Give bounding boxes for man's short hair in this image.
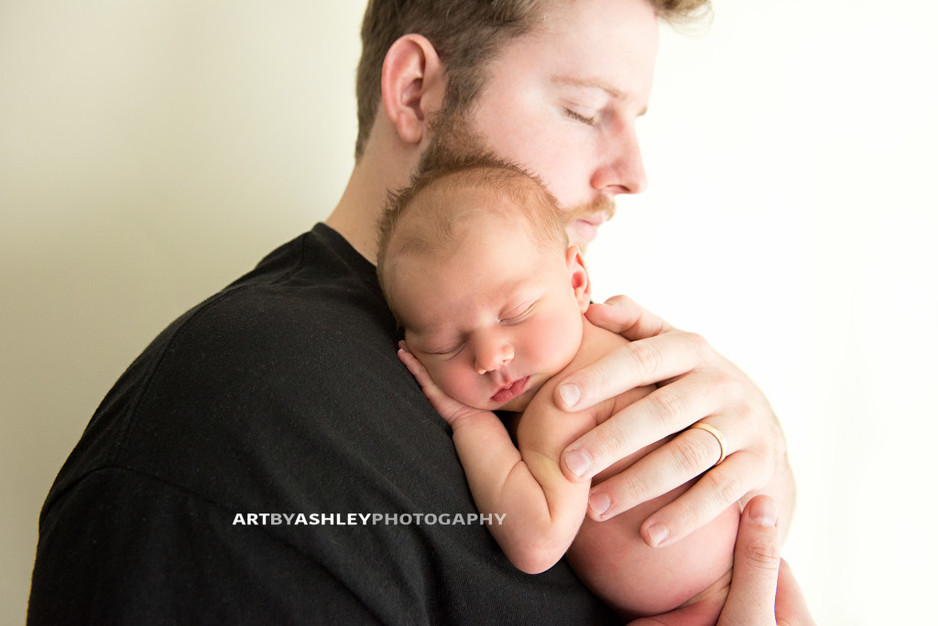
[354,0,712,160]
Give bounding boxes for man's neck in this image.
[324,171,383,265]
[325,139,418,265]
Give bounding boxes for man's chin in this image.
[568,219,602,250]
[565,197,614,250]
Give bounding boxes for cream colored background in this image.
[2,1,936,623]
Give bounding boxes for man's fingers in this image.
[775,559,815,625]
[586,295,675,340]
[635,453,761,547]
[632,498,813,626]
[561,371,727,483]
[555,331,710,413]
[718,496,781,625]
[582,408,732,508]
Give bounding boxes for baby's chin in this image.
[457,392,530,414]
[494,398,528,413]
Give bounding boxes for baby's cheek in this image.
[536,314,581,368]
[437,367,482,407]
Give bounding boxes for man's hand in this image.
[554,296,794,547]
[629,497,814,625]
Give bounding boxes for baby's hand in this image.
[398,342,489,427]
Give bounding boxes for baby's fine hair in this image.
[376,153,569,294]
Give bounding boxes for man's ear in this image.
[381,34,445,146]
[566,246,592,312]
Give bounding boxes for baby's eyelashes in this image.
[498,302,535,324]
[427,343,465,359]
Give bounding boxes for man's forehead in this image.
[482,0,659,109]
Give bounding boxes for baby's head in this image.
[378,155,591,412]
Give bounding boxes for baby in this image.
[376,155,739,622]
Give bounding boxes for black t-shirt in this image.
[28,224,617,624]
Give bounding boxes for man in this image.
[29,0,810,622]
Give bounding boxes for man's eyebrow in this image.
[552,75,623,97]
[551,76,648,116]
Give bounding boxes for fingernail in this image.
[748,497,778,528]
[559,383,581,408]
[564,449,591,479]
[647,523,670,547]
[588,492,611,517]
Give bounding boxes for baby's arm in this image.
[397,345,595,574]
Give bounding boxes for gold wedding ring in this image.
[689,422,727,466]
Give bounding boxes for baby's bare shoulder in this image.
[572,319,630,370]
[524,320,630,424]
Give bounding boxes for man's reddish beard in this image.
[420,105,616,226]
[565,195,616,223]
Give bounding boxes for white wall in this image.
[2,1,936,623]
[0,0,366,619]
[590,3,938,623]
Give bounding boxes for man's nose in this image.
[472,330,514,375]
[590,120,648,195]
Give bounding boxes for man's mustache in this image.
[564,195,616,223]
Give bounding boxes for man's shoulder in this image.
[165,224,394,366]
[43,227,403,504]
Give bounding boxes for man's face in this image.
[427,0,659,250]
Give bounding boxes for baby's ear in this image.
[565,246,591,312]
